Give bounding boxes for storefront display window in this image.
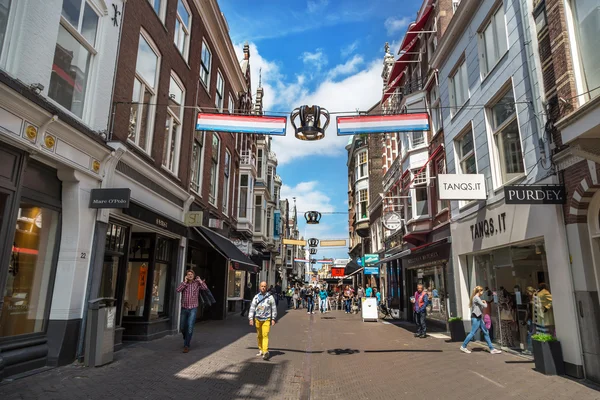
[1,203,60,337]
[151,263,168,319]
[468,242,554,354]
[227,267,243,298]
[412,265,447,324]
[123,261,148,317]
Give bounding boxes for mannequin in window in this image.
[498,287,516,348]
[534,282,555,335]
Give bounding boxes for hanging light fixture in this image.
[304,211,322,224]
[290,105,330,141]
[309,248,317,255]
[307,238,319,247]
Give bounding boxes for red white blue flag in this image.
[196,113,287,135]
[336,113,429,135]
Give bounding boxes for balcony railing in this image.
[402,77,424,96]
[241,151,256,168]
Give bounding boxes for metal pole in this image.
[361,237,365,288]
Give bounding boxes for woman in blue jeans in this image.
[460,286,502,354]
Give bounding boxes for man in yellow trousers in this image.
[248,281,277,360]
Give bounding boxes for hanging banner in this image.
[320,239,347,247]
[273,210,281,239]
[196,113,287,136]
[283,238,306,246]
[336,113,429,135]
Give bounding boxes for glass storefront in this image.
[468,241,554,354]
[410,264,448,324]
[1,203,60,337]
[227,267,243,298]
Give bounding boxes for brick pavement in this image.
[1,304,599,400]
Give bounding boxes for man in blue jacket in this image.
[411,284,429,338]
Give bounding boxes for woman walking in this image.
[460,286,502,354]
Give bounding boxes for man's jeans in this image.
[180,307,197,347]
[306,297,315,313]
[462,316,494,350]
[319,298,327,312]
[414,311,427,336]
[345,299,352,313]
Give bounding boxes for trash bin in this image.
[85,297,116,367]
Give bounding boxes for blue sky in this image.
[220,0,422,262]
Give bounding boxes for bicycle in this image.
[378,301,398,320]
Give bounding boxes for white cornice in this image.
[193,0,247,95]
[430,0,480,70]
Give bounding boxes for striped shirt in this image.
[176,279,202,309]
[248,292,277,322]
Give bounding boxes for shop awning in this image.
[344,260,361,275]
[376,249,411,265]
[193,227,260,273]
[403,230,431,246]
[344,267,364,279]
[397,2,434,55]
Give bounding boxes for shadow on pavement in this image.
[505,360,534,364]
[247,347,324,354]
[327,349,360,355]
[363,349,443,353]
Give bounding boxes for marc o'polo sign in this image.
[504,185,566,205]
[438,174,487,200]
[89,188,131,208]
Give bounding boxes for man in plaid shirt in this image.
[176,270,202,353]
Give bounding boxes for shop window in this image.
[100,222,128,302]
[129,33,161,153]
[569,0,600,100]
[1,204,60,338]
[0,0,11,61]
[123,261,148,317]
[163,73,184,174]
[227,267,243,298]
[174,0,191,61]
[489,89,524,184]
[151,263,168,319]
[50,0,99,117]
[200,40,211,89]
[190,131,204,193]
[478,5,508,78]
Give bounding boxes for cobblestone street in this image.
[1,304,598,400]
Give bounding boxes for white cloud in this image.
[307,0,329,13]
[384,16,411,35]
[327,54,364,80]
[281,181,335,214]
[341,40,360,57]
[301,49,328,72]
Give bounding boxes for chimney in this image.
[243,42,250,60]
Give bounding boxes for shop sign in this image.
[209,218,223,229]
[184,211,203,227]
[504,185,566,205]
[273,210,281,239]
[233,239,251,255]
[89,188,131,209]
[382,212,403,230]
[364,254,380,265]
[364,266,379,275]
[331,267,345,277]
[404,243,450,269]
[470,212,507,240]
[123,202,188,236]
[438,174,486,200]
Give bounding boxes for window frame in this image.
[190,130,205,195]
[209,133,220,206]
[162,72,185,175]
[355,150,368,180]
[449,58,469,116]
[129,31,161,154]
[427,84,442,135]
[222,150,231,215]
[148,0,166,22]
[0,0,15,68]
[239,174,249,219]
[454,124,477,175]
[435,157,450,213]
[254,195,263,233]
[411,167,429,219]
[228,93,235,114]
[356,188,369,222]
[478,4,508,79]
[215,70,225,112]
[174,0,191,62]
[200,40,212,90]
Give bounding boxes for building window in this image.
[174,0,191,61]
[456,128,476,174]
[489,89,524,184]
[412,168,428,217]
[570,0,600,99]
[209,133,220,205]
[254,195,262,232]
[436,158,450,212]
[148,0,165,21]
[200,40,211,89]
[449,60,469,114]
[0,0,11,60]
[129,33,160,153]
[355,151,368,180]
[479,5,508,77]
[49,0,99,118]
[227,268,243,298]
[428,85,442,134]
[257,149,263,178]
[239,174,249,218]
[222,151,231,214]
[267,166,273,194]
[228,94,235,114]
[452,0,461,12]
[266,208,272,238]
[215,71,224,112]
[1,204,60,338]
[357,189,368,221]
[411,131,425,147]
[163,74,184,174]
[190,131,204,193]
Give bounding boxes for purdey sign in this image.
[89,188,131,208]
[504,185,566,205]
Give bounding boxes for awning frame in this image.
[193,227,259,272]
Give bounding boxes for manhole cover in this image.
[321,317,336,319]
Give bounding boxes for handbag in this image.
[500,308,513,321]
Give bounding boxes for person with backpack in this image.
[248,281,277,361]
[305,285,315,314]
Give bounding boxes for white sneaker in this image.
[490,349,502,354]
[460,346,471,354]
[256,351,263,356]
[307,311,310,314]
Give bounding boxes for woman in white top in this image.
[460,286,502,354]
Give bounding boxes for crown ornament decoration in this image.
[307,238,319,247]
[309,248,317,255]
[290,105,330,141]
[304,211,322,224]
